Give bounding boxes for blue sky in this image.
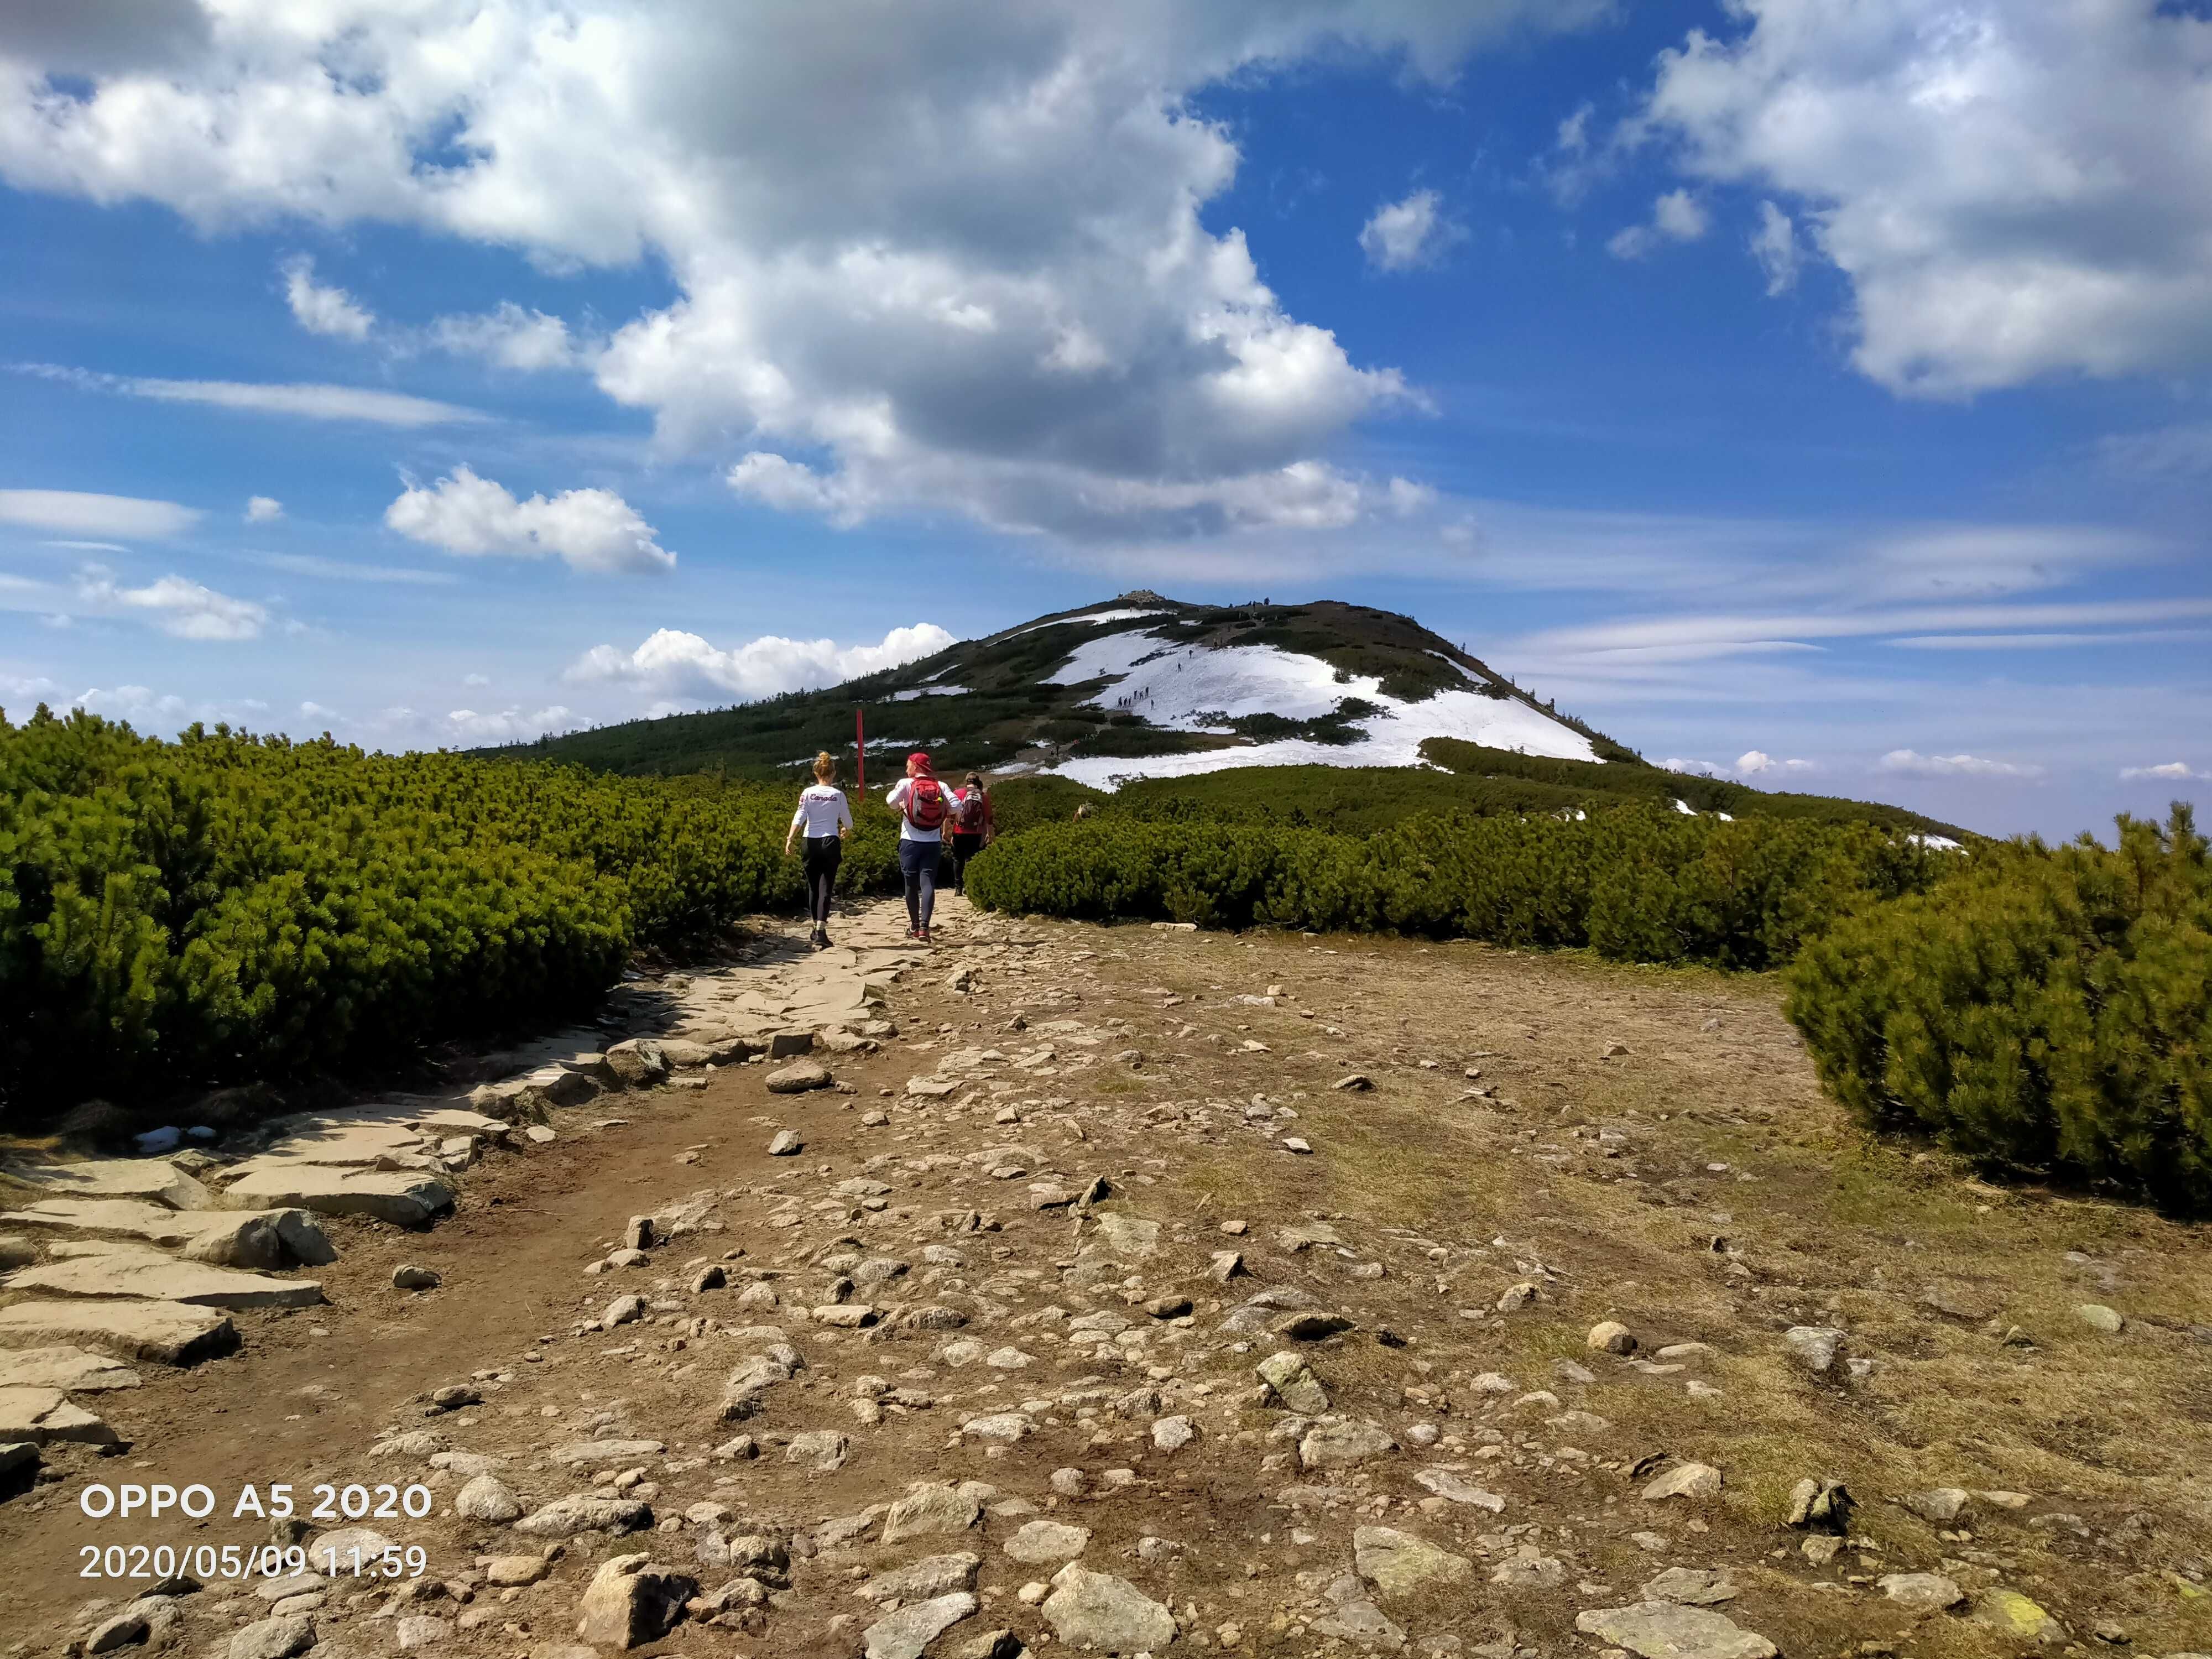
[2,0,2206,838]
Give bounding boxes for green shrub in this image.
[966,805,1942,971]
[0,707,909,1116]
[1785,806,2212,1208]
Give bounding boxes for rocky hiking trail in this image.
[4,897,2211,1659]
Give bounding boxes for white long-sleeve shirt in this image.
[790,785,853,838]
[885,776,943,842]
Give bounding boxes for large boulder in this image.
[604,1041,671,1089]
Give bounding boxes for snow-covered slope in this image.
[1032,623,1598,788]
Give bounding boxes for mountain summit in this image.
[519,594,1631,783]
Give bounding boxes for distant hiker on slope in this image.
[948,770,995,895]
[886,750,948,943]
[784,749,853,950]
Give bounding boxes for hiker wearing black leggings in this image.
[885,749,950,943]
[784,750,853,950]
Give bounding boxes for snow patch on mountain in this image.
[1039,628,1598,789]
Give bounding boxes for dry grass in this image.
[1059,920,2212,1652]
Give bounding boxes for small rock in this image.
[392,1265,441,1292]
[768,1130,803,1156]
[455,1474,521,1522]
[766,1062,832,1095]
[1333,1074,1373,1092]
[1641,1461,1723,1503]
[1151,1415,1195,1452]
[603,1294,646,1328]
[1005,1520,1091,1563]
[1641,1566,1738,1606]
[1588,1320,1636,1355]
[1785,1477,1853,1531]
[1971,1587,2067,1644]
[228,1618,317,1659]
[2075,1303,2124,1335]
[1782,1326,1844,1375]
[1039,1564,1177,1653]
[1898,1486,1971,1524]
[1880,1572,1965,1611]
[574,1553,698,1650]
[1575,1603,1776,1659]
[864,1593,978,1659]
[1354,1526,1473,1598]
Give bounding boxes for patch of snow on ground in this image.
[1425,650,1481,683]
[1006,606,1167,640]
[1041,629,1598,789]
[1909,833,1966,852]
[1672,798,1696,815]
[886,685,971,702]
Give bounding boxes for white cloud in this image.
[568,621,956,706]
[1735,749,1814,775]
[444,706,574,744]
[0,487,199,538]
[2120,761,2205,782]
[384,465,675,575]
[1660,757,1728,777]
[462,672,491,687]
[1631,0,2212,395]
[249,551,458,586]
[1879,749,2043,780]
[74,563,269,640]
[427,302,580,371]
[15,362,486,426]
[279,254,374,340]
[1359,188,1463,272]
[245,494,283,523]
[0,3,1620,546]
[299,700,342,724]
[1606,188,1709,260]
[2096,422,2212,480]
[1748,201,1798,296]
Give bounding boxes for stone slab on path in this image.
[0,1300,238,1366]
[226,1121,431,1170]
[216,1165,455,1227]
[0,1200,336,1270]
[0,1345,142,1392]
[5,1244,325,1310]
[0,1160,211,1212]
[0,1385,120,1446]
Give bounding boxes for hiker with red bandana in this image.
[885,749,948,942]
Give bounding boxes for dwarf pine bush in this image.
[965,806,1942,970]
[1785,805,2212,1208]
[0,707,904,1113]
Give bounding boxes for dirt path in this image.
[8,897,2210,1658]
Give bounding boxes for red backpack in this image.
[905,778,948,830]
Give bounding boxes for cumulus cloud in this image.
[1735,750,1813,775]
[15,362,485,426]
[568,622,957,706]
[427,302,581,371]
[74,563,269,640]
[445,705,575,744]
[0,487,199,538]
[0,2,1616,546]
[1359,189,1463,272]
[384,465,675,575]
[245,494,283,523]
[279,254,374,340]
[1632,0,2212,395]
[1748,201,1799,296]
[1606,189,1708,260]
[2120,761,2205,782]
[1879,749,2042,780]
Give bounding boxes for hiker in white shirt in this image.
[884,749,950,943]
[784,750,853,950]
